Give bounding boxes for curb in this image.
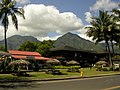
[0,73,120,83]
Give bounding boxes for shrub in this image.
[102,67,109,71]
[54,65,80,69]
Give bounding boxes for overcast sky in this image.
[0,0,119,41]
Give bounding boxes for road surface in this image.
[0,75,120,90]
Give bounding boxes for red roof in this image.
[12,55,51,60]
[8,50,51,60]
[8,50,42,56]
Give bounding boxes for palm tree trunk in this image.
[4,13,7,52]
[4,28,7,52]
[111,40,114,56]
[106,41,112,67]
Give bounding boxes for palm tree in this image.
[86,10,114,67]
[0,0,25,52]
[111,7,120,50]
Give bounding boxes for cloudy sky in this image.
[0,0,119,41]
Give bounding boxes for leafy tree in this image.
[0,45,5,51]
[18,40,54,57]
[19,41,37,51]
[0,0,25,51]
[86,10,117,67]
[36,40,54,57]
[111,6,120,50]
[0,56,13,72]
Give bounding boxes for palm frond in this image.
[2,14,9,30]
[13,8,25,19]
[10,12,18,30]
[7,0,16,9]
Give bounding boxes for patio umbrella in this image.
[9,59,30,66]
[96,60,107,65]
[66,60,79,65]
[46,59,61,65]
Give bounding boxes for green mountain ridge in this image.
[0,32,119,53]
[0,35,40,50]
[53,32,105,53]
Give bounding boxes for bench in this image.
[46,69,62,75]
[11,71,29,77]
[67,68,80,73]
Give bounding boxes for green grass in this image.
[0,68,120,81]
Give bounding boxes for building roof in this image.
[50,46,82,51]
[8,50,51,60]
[8,50,42,56]
[50,45,96,53]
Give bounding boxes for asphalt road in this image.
[0,75,120,90]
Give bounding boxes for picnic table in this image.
[46,69,62,75]
[11,71,29,77]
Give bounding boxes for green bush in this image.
[54,65,80,69]
[102,67,109,71]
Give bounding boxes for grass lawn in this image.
[0,68,120,81]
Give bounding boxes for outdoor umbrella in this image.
[66,60,79,65]
[46,59,61,65]
[96,60,107,65]
[9,59,30,66]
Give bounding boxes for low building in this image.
[8,50,51,60]
[8,50,52,70]
[50,45,99,67]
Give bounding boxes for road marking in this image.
[102,86,120,90]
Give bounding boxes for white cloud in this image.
[0,4,83,41]
[90,0,119,11]
[15,0,30,5]
[73,25,93,42]
[40,35,62,41]
[85,12,93,23]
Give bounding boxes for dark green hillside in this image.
[0,35,40,50]
[53,32,104,53]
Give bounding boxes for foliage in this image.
[19,41,37,51]
[0,0,25,51]
[86,10,120,67]
[0,56,13,72]
[54,65,80,69]
[36,40,54,57]
[0,45,5,51]
[112,55,120,60]
[18,40,54,57]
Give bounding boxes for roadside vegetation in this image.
[0,67,120,81]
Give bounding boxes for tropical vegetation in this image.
[19,40,54,57]
[86,8,120,67]
[0,0,25,51]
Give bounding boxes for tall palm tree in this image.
[0,0,25,52]
[111,7,120,49]
[86,10,114,67]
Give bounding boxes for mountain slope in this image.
[0,35,40,50]
[53,32,105,53]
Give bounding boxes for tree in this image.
[111,7,120,50]
[0,0,25,51]
[0,45,5,51]
[36,40,54,57]
[86,10,115,67]
[18,40,54,57]
[19,41,37,51]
